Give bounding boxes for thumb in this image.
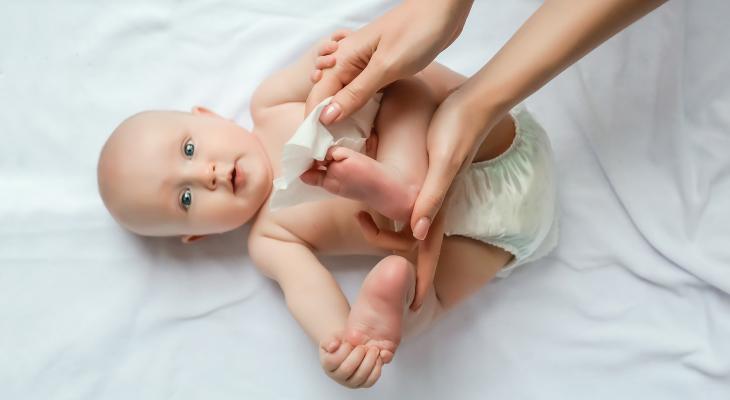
[410,156,460,240]
[323,59,394,125]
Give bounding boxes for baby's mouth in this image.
[232,158,246,194]
[231,165,237,193]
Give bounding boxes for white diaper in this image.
[269,95,382,211]
[444,105,559,278]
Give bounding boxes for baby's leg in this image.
[302,78,434,223]
[353,117,519,339]
[397,235,513,340]
[344,255,415,364]
[343,238,512,355]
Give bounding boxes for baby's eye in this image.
[180,188,192,210]
[183,140,195,158]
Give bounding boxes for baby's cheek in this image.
[193,193,239,233]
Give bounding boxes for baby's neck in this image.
[252,130,275,199]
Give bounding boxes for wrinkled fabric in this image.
[445,105,558,277]
[269,95,381,210]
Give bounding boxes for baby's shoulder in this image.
[249,199,367,256]
[248,210,305,248]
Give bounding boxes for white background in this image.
[1,0,729,398]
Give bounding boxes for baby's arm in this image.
[249,234,349,340]
[250,35,341,120]
[248,232,382,388]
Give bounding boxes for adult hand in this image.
[305,0,473,124]
[410,0,670,241]
[410,88,492,241]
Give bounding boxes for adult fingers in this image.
[320,56,395,125]
[410,152,461,240]
[411,211,445,311]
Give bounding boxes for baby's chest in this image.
[263,199,388,257]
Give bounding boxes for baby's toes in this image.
[322,174,343,195]
[300,169,325,187]
[325,146,353,162]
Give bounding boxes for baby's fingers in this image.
[316,55,336,70]
[357,211,417,253]
[361,357,383,388]
[317,40,339,56]
[320,341,353,372]
[331,29,351,42]
[346,346,379,388]
[331,345,367,383]
[310,69,323,83]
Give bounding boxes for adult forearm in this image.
[459,0,667,122]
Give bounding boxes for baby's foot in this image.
[300,146,418,222]
[345,255,415,364]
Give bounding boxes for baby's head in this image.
[98,107,273,242]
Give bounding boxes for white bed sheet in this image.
[1,0,729,398]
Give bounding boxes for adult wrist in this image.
[451,80,509,135]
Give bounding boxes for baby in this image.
[97,33,558,388]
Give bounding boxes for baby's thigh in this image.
[374,77,438,181]
[379,76,438,116]
[434,235,513,310]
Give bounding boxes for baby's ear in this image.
[181,234,207,244]
[191,106,223,119]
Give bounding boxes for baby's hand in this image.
[310,29,351,84]
[319,335,383,389]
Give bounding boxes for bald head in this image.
[98,108,271,239]
[98,111,187,235]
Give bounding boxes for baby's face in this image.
[98,108,272,239]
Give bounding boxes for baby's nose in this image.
[198,162,217,190]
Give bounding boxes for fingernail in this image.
[320,102,341,125]
[413,217,431,240]
[327,340,340,352]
